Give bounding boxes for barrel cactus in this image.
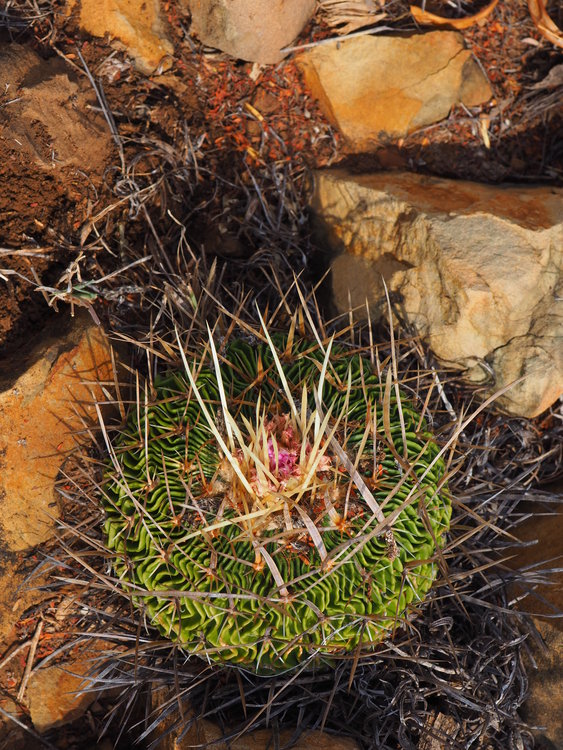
[102,324,451,674]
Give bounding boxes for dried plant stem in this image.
[16,618,43,702]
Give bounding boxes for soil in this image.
[0,41,114,355]
[0,150,87,355]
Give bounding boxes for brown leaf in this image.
[410,0,498,29]
[528,0,563,49]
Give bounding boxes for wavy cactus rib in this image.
[103,334,451,673]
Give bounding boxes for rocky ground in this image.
[0,1,562,749]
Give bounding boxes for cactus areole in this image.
[103,335,451,673]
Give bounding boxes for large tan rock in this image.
[69,0,174,74]
[0,44,112,171]
[297,32,491,148]
[0,313,114,552]
[187,0,315,63]
[311,169,563,418]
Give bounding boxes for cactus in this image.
[103,326,451,674]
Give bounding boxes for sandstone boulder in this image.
[297,31,492,147]
[186,0,315,63]
[0,313,115,552]
[0,44,112,171]
[310,169,563,418]
[68,0,174,74]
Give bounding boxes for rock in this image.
[0,313,115,552]
[26,641,107,733]
[310,169,563,418]
[510,502,563,618]
[150,689,360,748]
[162,719,360,749]
[0,697,33,750]
[187,0,315,64]
[0,557,47,643]
[27,664,94,733]
[521,619,563,748]
[0,44,113,171]
[205,725,361,749]
[297,32,492,147]
[68,0,174,75]
[505,495,563,747]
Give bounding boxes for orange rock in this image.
[508,505,563,622]
[0,557,47,643]
[180,720,361,749]
[26,640,109,732]
[297,32,492,148]
[0,313,115,552]
[507,505,563,748]
[69,0,174,74]
[521,619,563,748]
[150,691,361,749]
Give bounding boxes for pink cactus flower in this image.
[267,438,299,479]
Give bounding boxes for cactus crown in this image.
[102,318,451,674]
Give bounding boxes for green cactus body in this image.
[103,335,451,673]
